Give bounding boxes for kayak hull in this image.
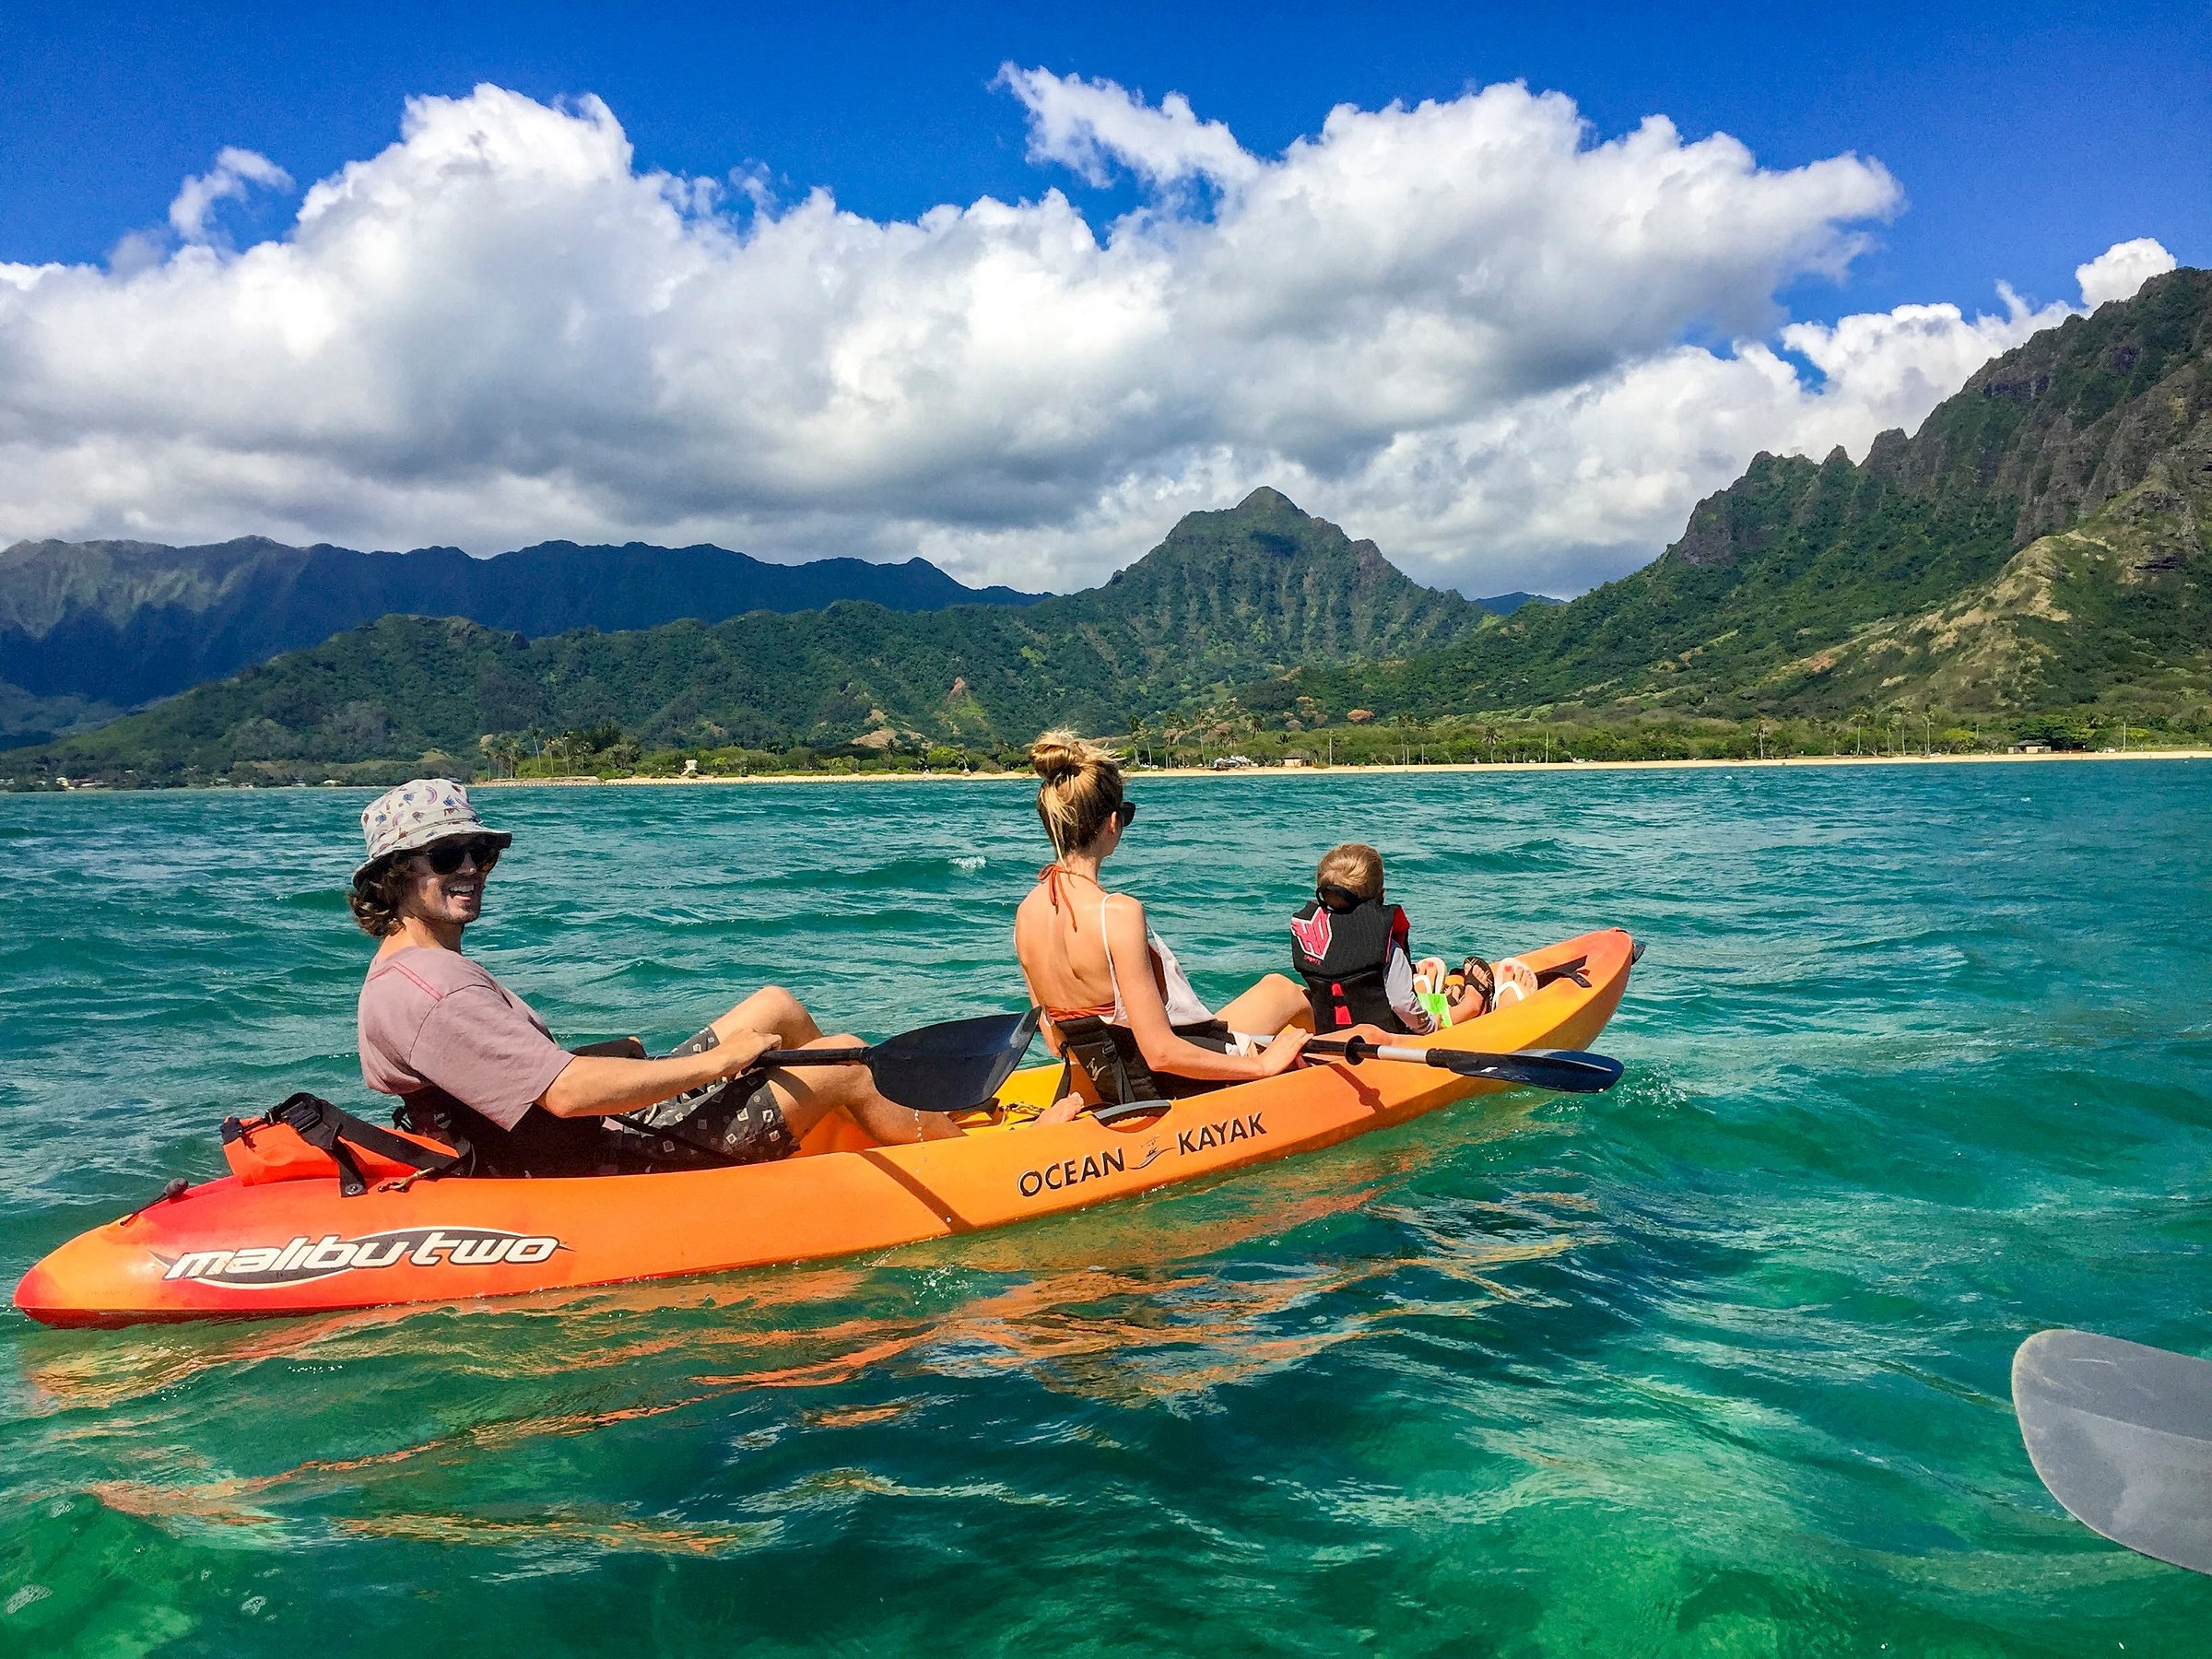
[14,928,1632,1327]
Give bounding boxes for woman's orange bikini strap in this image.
[1043,1000,1118,1021]
[1037,862,1103,922]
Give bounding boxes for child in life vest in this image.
[1288,843,1536,1035]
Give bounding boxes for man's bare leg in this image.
[760,1032,962,1145]
[711,986,959,1144]
[710,984,819,1050]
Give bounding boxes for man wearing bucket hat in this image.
[347,779,957,1177]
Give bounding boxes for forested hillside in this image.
[18,489,1488,782]
[0,534,1039,743]
[1261,267,2212,724]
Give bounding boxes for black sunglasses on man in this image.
[418,836,503,874]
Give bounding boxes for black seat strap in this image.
[270,1092,467,1195]
[1050,1015,1166,1107]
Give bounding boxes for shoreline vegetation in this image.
[9,679,2204,794]
[484,747,2212,785]
[13,703,2206,794]
[18,744,2206,794]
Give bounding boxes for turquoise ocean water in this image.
[3,762,2210,1655]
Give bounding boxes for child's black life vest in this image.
[1289,897,1412,1033]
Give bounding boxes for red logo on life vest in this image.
[1290,911,1333,959]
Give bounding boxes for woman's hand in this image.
[1253,1027,1311,1077]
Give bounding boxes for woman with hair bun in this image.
[1014,730,1311,1121]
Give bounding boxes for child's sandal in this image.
[1461,955,1496,1013]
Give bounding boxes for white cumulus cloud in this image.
[998,65,1259,190]
[2077,237,2176,310]
[167,147,295,241]
[0,77,2173,597]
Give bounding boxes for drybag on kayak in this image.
[222,1093,467,1196]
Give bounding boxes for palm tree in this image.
[477,732,521,779]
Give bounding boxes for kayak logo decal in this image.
[1015,1113,1265,1198]
[1018,1145,1142,1198]
[156,1227,566,1288]
[1175,1111,1265,1156]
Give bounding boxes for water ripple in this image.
[4,763,2210,1653]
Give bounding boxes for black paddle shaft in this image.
[1293,1035,1623,1093]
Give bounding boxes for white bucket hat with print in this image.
[355,778,512,880]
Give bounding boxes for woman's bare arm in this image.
[1104,898,1305,1082]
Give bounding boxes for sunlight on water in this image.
[4,763,2211,1653]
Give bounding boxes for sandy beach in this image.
[475,747,2212,788]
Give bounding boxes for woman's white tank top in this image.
[1102,898,1214,1027]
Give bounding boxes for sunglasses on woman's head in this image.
[418,837,501,875]
[1113,800,1136,829]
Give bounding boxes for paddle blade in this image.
[2015,1327,2212,1576]
[1423,1047,1622,1093]
[867,1009,1042,1114]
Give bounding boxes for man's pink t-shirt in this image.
[358,947,574,1129]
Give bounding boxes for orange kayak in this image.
[13,927,1633,1327]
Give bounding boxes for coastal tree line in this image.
[14,702,2183,791]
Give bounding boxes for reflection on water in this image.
[25,1107,1608,1555]
[5,764,2211,1654]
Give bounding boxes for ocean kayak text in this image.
[1015,1112,1266,1197]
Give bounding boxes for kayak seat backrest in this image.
[222,1093,466,1195]
[1051,1015,1166,1108]
[1050,1016,1236,1113]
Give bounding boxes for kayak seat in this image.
[1050,1015,1231,1121]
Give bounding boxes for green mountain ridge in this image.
[15,488,1488,782]
[1262,267,2212,724]
[0,532,1042,747]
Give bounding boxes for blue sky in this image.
[0,3,2201,593]
[6,1,2202,320]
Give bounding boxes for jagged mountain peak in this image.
[1120,487,1379,580]
[1271,264,2212,723]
